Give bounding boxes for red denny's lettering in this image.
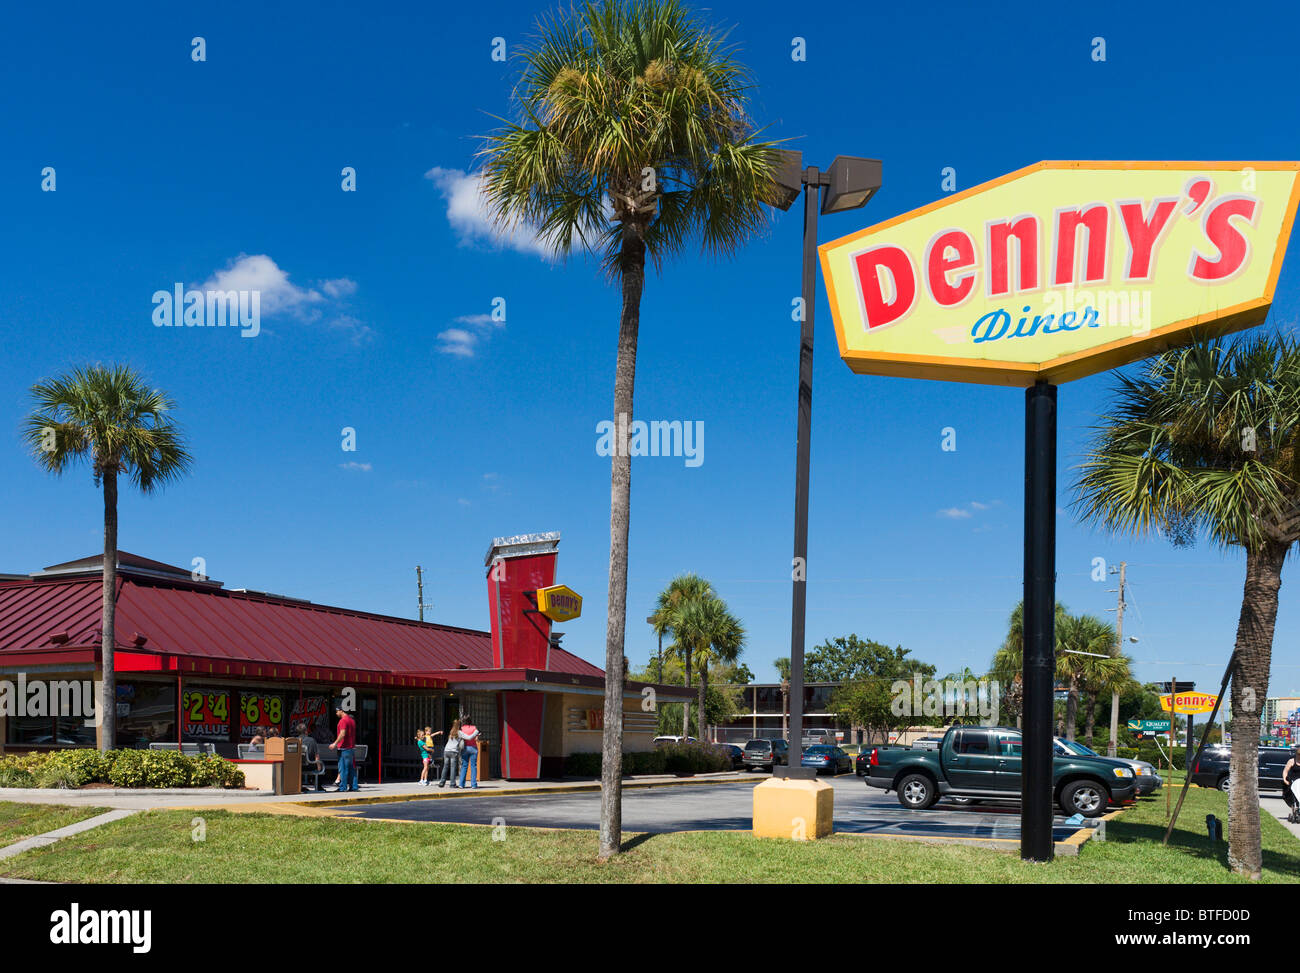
[852,178,1259,340]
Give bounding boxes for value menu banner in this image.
[182,690,231,740]
[239,692,285,740]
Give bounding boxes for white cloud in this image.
[197,255,364,336]
[436,328,477,357]
[339,461,372,472]
[455,313,500,329]
[937,507,972,520]
[436,311,506,358]
[321,278,358,299]
[425,167,557,259]
[329,314,373,345]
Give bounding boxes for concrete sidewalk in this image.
[1261,793,1300,840]
[0,771,756,812]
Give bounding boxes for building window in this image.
[115,681,177,749]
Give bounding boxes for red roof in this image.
[0,573,603,680]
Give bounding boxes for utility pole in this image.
[416,566,434,622]
[1107,561,1127,757]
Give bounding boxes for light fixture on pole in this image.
[770,148,882,780]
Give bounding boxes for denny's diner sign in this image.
[820,161,1300,385]
[536,584,582,623]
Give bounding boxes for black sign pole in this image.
[1022,381,1057,862]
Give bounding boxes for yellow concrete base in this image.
[752,777,834,840]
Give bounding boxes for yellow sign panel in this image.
[1160,692,1218,715]
[820,161,1300,385]
[536,584,582,622]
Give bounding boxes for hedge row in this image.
[0,749,245,789]
[563,742,734,777]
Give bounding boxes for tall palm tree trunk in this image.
[697,664,708,742]
[1084,690,1098,748]
[1065,676,1079,741]
[100,468,118,751]
[599,219,646,861]
[681,650,692,737]
[1227,539,1288,879]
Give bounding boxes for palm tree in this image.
[1056,613,1117,740]
[1074,335,1300,879]
[653,573,714,735]
[23,365,191,750]
[479,0,779,859]
[672,593,745,739]
[991,601,1071,728]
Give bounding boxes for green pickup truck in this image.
[864,725,1137,818]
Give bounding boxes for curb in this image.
[190,772,762,811]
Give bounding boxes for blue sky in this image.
[2,0,1298,696]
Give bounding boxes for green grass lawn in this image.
[0,783,1294,883]
[0,802,108,849]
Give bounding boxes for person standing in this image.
[330,705,359,793]
[417,727,443,786]
[458,714,480,789]
[1283,746,1300,823]
[438,719,462,788]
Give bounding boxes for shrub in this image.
[562,752,603,777]
[660,742,731,775]
[32,763,80,789]
[45,749,113,786]
[189,754,244,788]
[0,765,34,788]
[0,748,243,789]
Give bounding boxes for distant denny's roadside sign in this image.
[820,161,1300,385]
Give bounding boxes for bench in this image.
[150,742,216,755]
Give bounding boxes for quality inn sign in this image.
[820,161,1300,385]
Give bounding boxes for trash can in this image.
[266,737,302,795]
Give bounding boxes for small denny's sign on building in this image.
[820,161,1300,385]
[535,584,582,623]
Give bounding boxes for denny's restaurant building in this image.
[0,533,685,780]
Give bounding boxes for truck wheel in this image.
[897,773,938,810]
[1218,775,1231,792]
[1061,779,1108,818]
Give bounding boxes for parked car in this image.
[801,745,852,775]
[864,725,1137,818]
[1190,743,1294,792]
[801,729,838,747]
[1054,737,1162,795]
[714,743,746,770]
[854,744,907,776]
[653,735,697,745]
[742,738,789,772]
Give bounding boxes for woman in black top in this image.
[1283,746,1300,822]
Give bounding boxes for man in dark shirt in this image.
[297,722,325,791]
[330,706,359,792]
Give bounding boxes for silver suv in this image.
[743,738,789,772]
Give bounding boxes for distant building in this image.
[713,682,842,745]
[1263,696,1300,743]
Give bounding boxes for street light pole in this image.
[786,167,821,778]
[770,152,882,780]
[1108,562,1126,757]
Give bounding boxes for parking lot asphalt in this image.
[330,773,1093,845]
